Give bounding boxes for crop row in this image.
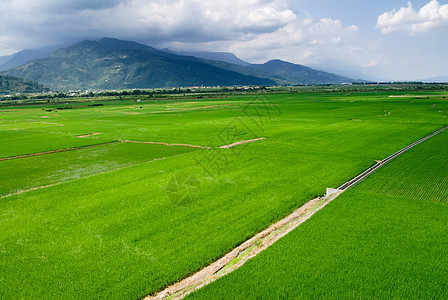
[359,130,448,203]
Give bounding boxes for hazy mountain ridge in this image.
[2,38,358,90]
[250,60,354,85]
[421,76,448,83]
[2,38,275,90]
[173,50,250,66]
[174,51,354,84]
[0,49,51,71]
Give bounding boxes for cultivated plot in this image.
[0,92,447,298]
[189,130,448,299]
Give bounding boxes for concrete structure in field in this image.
[326,188,341,197]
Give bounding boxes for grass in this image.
[189,129,448,299]
[0,142,197,197]
[1,91,447,298]
[360,130,448,204]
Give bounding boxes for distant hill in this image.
[0,44,71,72]
[0,75,48,95]
[2,38,275,90]
[0,49,49,71]
[1,38,358,89]
[173,51,250,66]
[313,66,380,82]
[0,55,10,65]
[180,56,358,85]
[421,76,448,83]
[249,60,354,85]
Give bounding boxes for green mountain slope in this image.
[173,50,250,66]
[250,59,354,85]
[2,38,276,90]
[0,75,47,95]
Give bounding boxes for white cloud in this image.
[0,0,301,54]
[0,0,370,70]
[217,16,361,65]
[376,0,448,34]
[361,61,378,68]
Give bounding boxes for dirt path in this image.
[77,133,101,138]
[146,191,343,300]
[150,104,236,114]
[170,104,235,111]
[219,137,266,149]
[1,137,266,162]
[125,137,266,149]
[124,140,211,149]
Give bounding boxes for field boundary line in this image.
[125,138,267,149]
[0,141,119,162]
[149,103,237,114]
[124,140,211,149]
[219,137,266,149]
[338,125,448,190]
[145,125,448,300]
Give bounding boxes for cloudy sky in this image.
[1,0,447,80]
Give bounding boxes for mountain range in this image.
[1,38,358,90]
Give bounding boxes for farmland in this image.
[1,87,448,298]
[189,124,448,299]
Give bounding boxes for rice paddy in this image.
[1,89,447,298]
[189,123,448,299]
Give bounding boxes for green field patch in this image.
[0,142,197,197]
[0,129,115,158]
[189,124,448,299]
[0,140,377,299]
[1,92,448,298]
[359,130,448,204]
[189,191,448,299]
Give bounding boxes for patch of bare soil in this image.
[166,104,235,112]
[219,137,266,149]
[124,140,211,149]
[374,112,391,117]
[76,133,101,138]
[41,122,64,127]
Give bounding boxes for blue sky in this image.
[0,0,447,81]
[292,1,429,28]
[289,0,448,80]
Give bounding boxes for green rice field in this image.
[1,89,447,298]
[190,124,448,299]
